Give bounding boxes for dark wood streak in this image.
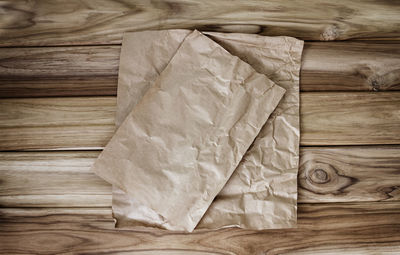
[378,185,400,200]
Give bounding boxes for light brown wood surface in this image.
[300,92,400,145]
[1,147,399,208]
[0,151,112,207]
[1,92,399,150]
[1,0,400,47]
[1,203,399,254]
[1,42,399,98]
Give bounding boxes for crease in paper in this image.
[91,30,288,232]
[112,29,303,230]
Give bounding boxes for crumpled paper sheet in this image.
[111,29,304,230]
[198,32,303,229]
[91,30,286,232]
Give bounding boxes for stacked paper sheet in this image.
[91,30,303,232]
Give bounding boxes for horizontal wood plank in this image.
[1,42,399,98]
[299,146,400,203]
[1,147,399,207]
[1,92,399,150]
[0,151,112,207]
[0,96,116,151]
[300,92,400,145]
[301,42,400,91]
[1,0,400,47]
[0,46,120,97]
[1,203,399,254]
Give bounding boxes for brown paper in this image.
[198,32,303,229]
[91,30,286,232]
[112,29,303,230]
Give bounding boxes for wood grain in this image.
[301,41,400,91]
[1,203,399,254]
[0,96,116,151]
[0,46,120,97]
[1,92,399,150]
[0,151,111,207]
[1,147,399,207]
[1,1,399,253]
[1,0,400,47]
[299,146,400,203]
[300,92,400,146]
[1,42,399,98]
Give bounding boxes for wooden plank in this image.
[300,92,400,145]
[1,42,399,98]
[301,42,400,91]
[0,46,120,97]
[0,96,116,151]
[1,92,399,150]
[1,147,399,207]
[299,146,400,203]
[1,0,399,47]
[1,203,399,254]
[0,151,112,207]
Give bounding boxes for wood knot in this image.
[310,168,329,184]
[320,25,340,41]
[377,186,399,200]
[367,73,389,92]
[299,160,358,195]
[371,79,380,91]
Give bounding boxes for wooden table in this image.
[1,1,400,254]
